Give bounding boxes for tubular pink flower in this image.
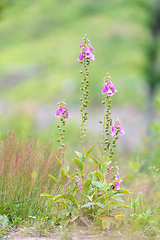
[64,103,68,111]
[112,124,116,136]
[55,109,60,117]
[108,79,117,95]
[77,50,83,61]
[65,111,70,119]
[79,41,83,47]
[119,121,125,135]
[76,176,81,182]
[115,171,122,190]
[84,45,91,57]
[78,182,83,190]
[89,43,93,50]
[98,192,102,197]
[59,105,63,115]
[102,83,112,95]
[55,102,70,119]
[115,181,120,190]
[89,52,95,61]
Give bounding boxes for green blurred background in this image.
[0,0,160,152]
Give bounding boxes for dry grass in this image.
[0,131,61,221]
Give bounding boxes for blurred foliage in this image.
[0,0,159,107]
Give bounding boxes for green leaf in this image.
[83,179,92,194]
[75,151,83,161]
[89,155,101,169]
[81,202,96,208]
[101,161,112,174]
[95,201,105,209]
[54,193,76,203]
[56,156,62,165]
[64,166,70,174]
[48,174,60,188]
[81,201,104,209]
[61,168,66,182]
[92,180,104,189]
[85,195,93,202]
[40,193,54,198]
[85,144,96,158]
[73,157,84,173]
[70,185,78,194]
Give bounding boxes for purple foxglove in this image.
[108,79,117,95]
[79,41,83,47]
[115,171,122,190]
[64,103,68,111]
[98,192,102,197]
[89,52,95,62]
[77,50,83,61]
[119,121,125,135]
[78,182,83,190]
[112,124,116,136]
[114,121,118,128]
[55,109,60,117]
[76,176,81,182]
[84,45,91,57]
[59,105,63,115]
[89,43,93,50]
[65,111,70,119]
[102,83,112,95]
[115,181,120,190]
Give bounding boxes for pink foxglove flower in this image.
[112,120,125,137]
[102,83,113,95]
[76,176,83,190]
[79,41,83,47]
[89,43,93,50]
[77,50,83,61]
[112,124,116,136]
[78,182,83,190]
[76,176,81,182]
[55,102,70,119]
[115,171,122,190]
[108,79,117,94]
[119,121,125,135]
[102,76,117,96]
[78,37,95,62]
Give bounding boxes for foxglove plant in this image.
[41,35,131,229]
[78,35,95,160]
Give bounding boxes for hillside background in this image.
[0,0,160,153]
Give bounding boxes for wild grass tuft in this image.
[0,131,61,225]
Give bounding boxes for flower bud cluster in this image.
[55,101,70,151]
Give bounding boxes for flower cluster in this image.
[102,75,117,96]
[112,120,125,137]
[55,101,70,119]
[78,38,95,62]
